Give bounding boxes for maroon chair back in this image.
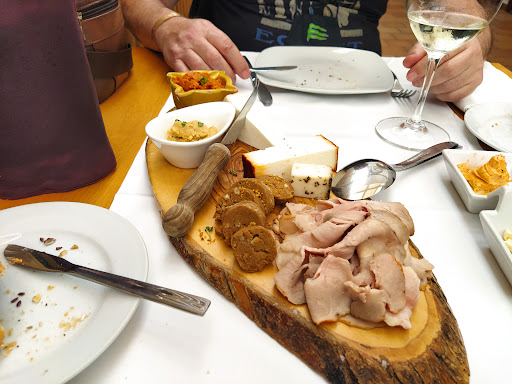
[0,0,117,199]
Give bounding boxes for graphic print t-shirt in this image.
[189,0,388,54]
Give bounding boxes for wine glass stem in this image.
[410,54,444,125]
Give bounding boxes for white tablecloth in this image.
[69,55,512,384]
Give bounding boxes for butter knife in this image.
[250,65,297,72]
[4,244,210,316]
[162,84,259,238]
[244,56,272,107]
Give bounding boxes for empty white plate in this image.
[254,46,393,94]
[465,102,512,153]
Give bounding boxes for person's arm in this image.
[120,0,250,82]
[121,0,177,51]
[403,27,492,102]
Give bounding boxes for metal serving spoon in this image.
[331,141,461,200]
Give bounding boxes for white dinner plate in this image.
[464,102,512,153]
[254,46,393,94]
[0,202,148,384]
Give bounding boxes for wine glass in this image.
[376,0,504,150]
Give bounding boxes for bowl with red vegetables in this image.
[168,70,238,109]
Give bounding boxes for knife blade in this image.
[244,56,273,107]
[221,82,259,145]
[162,85,259,238]
[4,244,211,315]
[250,65,297,72]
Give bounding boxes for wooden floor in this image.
[379,0,512,70]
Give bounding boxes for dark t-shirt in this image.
[189,0,388,55]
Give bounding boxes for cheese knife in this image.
[4,244,211,316]
[244,56,273,107]
[162,83,259,238]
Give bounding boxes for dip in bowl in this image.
[168,70,238,109]
[443,149,512,213]
[145,102,236,168]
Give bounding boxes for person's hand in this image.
[154,17,251,82]
[403,39,485,102]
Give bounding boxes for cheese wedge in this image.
[238,119,286,150]
[291,163,333,199]
[225,93,285,149]
[242,135,338,180]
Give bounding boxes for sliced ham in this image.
[324,198,415,236]
[305,216,401,260]
[277,213,300,236]
[283,202,323,232]
[402,242,434,286]
[276,214,365,269]
[370,253,406,313]
[273,198,431,330]
[369,201,415,236]
[274,248,309,305]
[350,288,387,323]
[353,238,384,286]
[369,209,410,245]
[285,202,315,216]
[304,255,324,280]
[384,266,420,329]
[294,212,321,232]
[344,280,371,302]
[304,255,354,324]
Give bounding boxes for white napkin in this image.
[454,61,512,112]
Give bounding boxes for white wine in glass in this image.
[375,0,503,150]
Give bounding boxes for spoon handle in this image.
[393,141,461,171]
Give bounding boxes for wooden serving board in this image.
[146,139,469,384]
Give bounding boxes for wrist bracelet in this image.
[152,11,181,38]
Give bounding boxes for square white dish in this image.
[442,149,512,213]
[254,46,393,94]
[480,189,512,286]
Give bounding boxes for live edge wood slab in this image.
[146,139,469,384]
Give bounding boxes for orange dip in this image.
[173,71,224,92]
[0,324,4,347]
[458,154,511,195]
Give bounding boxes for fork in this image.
[390,71,417,98]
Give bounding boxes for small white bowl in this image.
[145,102,236,168]
[443,149,512,213]
[480,188,512,286]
